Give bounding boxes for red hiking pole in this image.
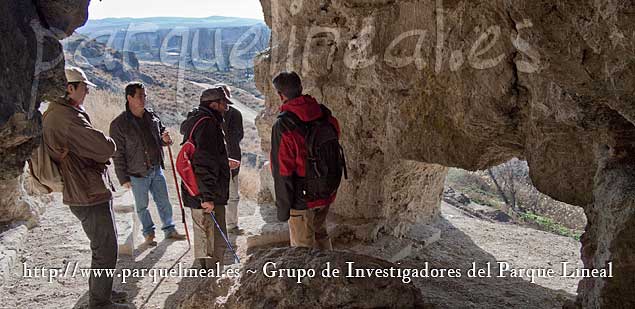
[167,145,191,247]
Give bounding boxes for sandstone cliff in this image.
[254,0,634,306]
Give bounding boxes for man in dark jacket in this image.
[109,82,186,246]
[180,87,234,269]
[43,67,130,308]
[270,72,340,250]
[216,84,244,233]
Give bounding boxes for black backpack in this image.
[280,105,348,201]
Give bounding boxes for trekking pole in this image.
[167,145,191,247]
[209,211,241,264]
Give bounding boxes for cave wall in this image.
[0,0,89,225]
[255,0,635,306]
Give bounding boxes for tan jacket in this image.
[42,98,116,206]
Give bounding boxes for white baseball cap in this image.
[65,66,97,87]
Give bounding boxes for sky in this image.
[88,0,264,20]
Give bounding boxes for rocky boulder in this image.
[64,34,155,89]
[179,247,425,308]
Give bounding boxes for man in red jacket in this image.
[270,72,341,250]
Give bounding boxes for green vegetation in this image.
[446,169,502,208]
[520,212,582,240]
[446,167,585,241]
[463,187,500,208]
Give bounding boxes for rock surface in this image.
[112,190,137,256]
[254,0,635,306]
[63,34,155,90]
[0,171,50,228]
[179,247,425,308]
[0,224,28,283]
[0,0,89,224]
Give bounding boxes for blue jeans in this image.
[130,165,176,237]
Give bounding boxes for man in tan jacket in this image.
[42,67,129,308]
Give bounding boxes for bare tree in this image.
[487,158,529,216]
[488,168,511,206]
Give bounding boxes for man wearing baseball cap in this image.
[65,66,98,87]
[179,87,234,269]
[43,67,130,307]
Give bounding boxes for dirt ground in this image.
[407,203,580,308]
[0,197,582,308]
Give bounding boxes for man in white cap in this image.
[42,66,130,308]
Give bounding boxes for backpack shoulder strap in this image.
[278,111,307,133]
[317,104,332,121]
[278,111,301,124]
[188,116,213,143]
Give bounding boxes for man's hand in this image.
[122,182,132,189]
[201,201,215,213]
[161,131,173,145]
[228,158,241,170]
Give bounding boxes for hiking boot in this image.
[166,230,186,240]
[197,258,208,269]
[111,290,128,303]
[143,233,157,246]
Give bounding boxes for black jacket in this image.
[109,108,167,185]
[222,106,244,177]
[180,106,230,208]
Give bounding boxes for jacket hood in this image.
[279,95,323,122]
[180,106,223,138]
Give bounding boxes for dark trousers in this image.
[69,201,118,308]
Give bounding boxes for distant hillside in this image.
[62,34,155,91]
[79,16,265,33]
[75,16,270,71]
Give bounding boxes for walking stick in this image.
[167,145,191,247]
[210,212,241,264]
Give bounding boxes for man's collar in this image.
[200,105,224,119]
[127,107,149,118]
[56,96,85,113]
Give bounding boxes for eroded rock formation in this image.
[254,0,634,306]
[64,34,156,90]
[0,0,89,225]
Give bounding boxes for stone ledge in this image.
[113,190,136,256]
[0,224,28,282]
[241,204,289,250]
[405,224,441,247]
[349,235,413,263]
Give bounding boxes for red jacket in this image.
[270,95,340,221]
